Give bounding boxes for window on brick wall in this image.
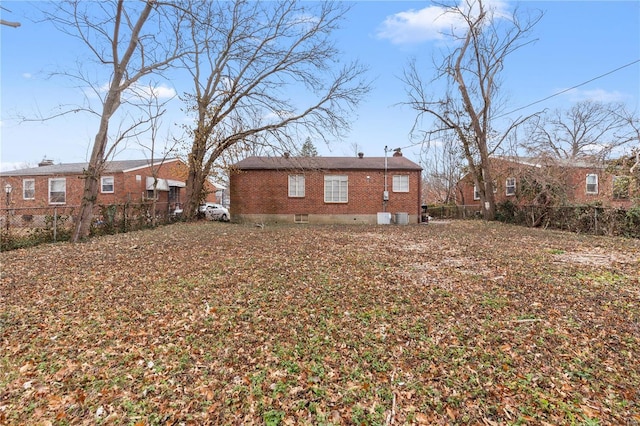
[145,190,158,200]
[505,177,516,196]
[23,179,35,200]
[294,213,309,223]
[586,174,598,194]
[613,176,630,199]
[169,186,180,204]
[101,176,114,193]
[324,175,348,203]
[473,181,496,199]
[392,175,409,192]
[49,178,66,204]
[288,174,305,197]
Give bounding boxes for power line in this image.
[495,59,640,118]
[396,58,640,151]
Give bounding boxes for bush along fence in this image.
[426,203,639,238]
[0,201,181,251]
[495,202,640,238]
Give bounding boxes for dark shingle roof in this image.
[0,158,179,177]
[233,156,422,171]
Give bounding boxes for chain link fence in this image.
[427,204,483,219]
[1,202,182,251]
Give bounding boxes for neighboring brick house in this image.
[0,158,222,214]
[230,152,423,224]
[457,156,637,208]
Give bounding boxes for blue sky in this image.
[1,1,639,171]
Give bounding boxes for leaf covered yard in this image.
[1,221,639,425]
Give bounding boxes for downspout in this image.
[383,146,389,212]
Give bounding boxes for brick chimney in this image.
[358,152,364,158]
[392,148,402,157]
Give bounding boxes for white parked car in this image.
[199,203,230,221]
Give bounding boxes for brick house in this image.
[457,156,637,208]
[230,152,423,224]
[0,158,222,214]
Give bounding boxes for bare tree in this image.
[133,84,182,226]
[420,133,466,204]
[346,141,364,157]
[179,0,370,219]
[39,0,190,241]
[523,101,637,162]
[403,0,542,220]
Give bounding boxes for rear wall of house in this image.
[230,168,421,223]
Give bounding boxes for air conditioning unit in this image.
[377,212,391,225]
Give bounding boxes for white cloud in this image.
[139,83,177,100]
[376,0,510,45]
[564,88,629,103]
[376,6,454,44]
[263,110,295,122]
[90,82,177,101]
[22,73,32,79]
[124,82,177,102]
[291,12,319,28]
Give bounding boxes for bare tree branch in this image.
[523,101,637,162]
[179,0,371,218]
[403,0,542,220]
[36,0,191,241]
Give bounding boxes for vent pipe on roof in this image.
[358,152,364,158]
[38,158,54,167]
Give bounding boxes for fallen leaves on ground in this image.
[1,221,639,425]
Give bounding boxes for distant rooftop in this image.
[0,158,180,176]
[493,155,606,169]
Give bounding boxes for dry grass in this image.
[1,220,639,425]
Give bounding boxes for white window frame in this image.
[392,175,409,193]
[101,176,114,193]
[505,177,516,196]
[473,184,480,200]
[586,174,598,194]
[288,174,305,197]
[48,178,66,204]
[324,175,348,203]
[23,179,35,200]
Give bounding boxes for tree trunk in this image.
[72,127,109,242]
[67,0,164,242]
[73,164,102,241]
[183,166,205,219]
